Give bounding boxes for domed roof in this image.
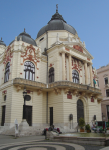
[37,10,77,38]
[10,29,37,46]
[0,38,6,47]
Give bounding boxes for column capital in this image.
[89,62,93,65]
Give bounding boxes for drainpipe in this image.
[46,31,48,124]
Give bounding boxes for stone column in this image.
[84,61,88,85]
[62,52,65,80]
[89,63,93,87]
[68,54,72,81]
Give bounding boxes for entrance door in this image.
[50,107,53,126]
[1,106,6,126]
[77,99,84,122]
[25,106,32,126]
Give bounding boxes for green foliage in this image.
[85,124,90,130]
[79,118,85,129]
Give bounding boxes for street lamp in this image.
[23,89,27,119]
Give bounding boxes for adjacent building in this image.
[0,8,102,134]
[97,65,109,122]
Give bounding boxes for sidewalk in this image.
[0,134,45,145]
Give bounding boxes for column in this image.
[68,54,72,81]
[89,63,93,87]
[84,61,88,85]
[62,52,65,80]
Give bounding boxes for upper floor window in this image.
[72,70,79,83]
[104,77,108,85]
[24,61,35,81]
[49,67,54,83]
[4,62,10,83]
[106,89,109,97]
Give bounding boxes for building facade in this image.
[97,65,109,122]
[0,9,102,133]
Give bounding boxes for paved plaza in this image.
[0,135,109,150]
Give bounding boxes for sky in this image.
[0,0,109,69]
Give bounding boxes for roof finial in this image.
[1,37,2,41]
[56,4,58,13]
[24,28,25,32]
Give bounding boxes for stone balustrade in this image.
[13,78,102,99]
[13,78,47,88]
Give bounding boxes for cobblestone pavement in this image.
[0,135,109,150]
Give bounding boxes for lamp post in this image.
[23,89,27,119]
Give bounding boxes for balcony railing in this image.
[13,78,46,88]
[13,78,101,95]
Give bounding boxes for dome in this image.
[0,38,6,47]
[10,29,37,46]
[37,10,77,38]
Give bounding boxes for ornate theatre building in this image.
[0,9,102,133]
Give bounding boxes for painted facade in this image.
[0,9,102,133]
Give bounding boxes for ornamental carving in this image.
[73,45,83,53]
[72,58,82,73]
[21,44,40,66]
[3,46,13,65]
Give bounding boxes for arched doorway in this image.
[77,99,84,122]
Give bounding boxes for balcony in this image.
[13,78,47,89]
[13,78,102,99]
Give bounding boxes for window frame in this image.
[72,70,79,83]
[104,77,108,85]
[106,89,109,97]
[4,62,10,83]
[24,61,35,81]
[49,67,54,83]
[4,95,6,101]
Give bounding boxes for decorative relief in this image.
[3,46,13,65]
[37,89,42,95]
[72,58,82,73]
[64,88,70,94]
[67,91,72,99]
[53,88,61,95]
[16,86,22,92]
[65,48,69,51]
[91,97,94,102]
[87,58,90,61]
[48,63,54,68]
[2,90,7,95]
[73,45,83,53]
[21,44,40,67]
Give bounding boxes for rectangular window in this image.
[104,77,108,85]
[106,89,109,97]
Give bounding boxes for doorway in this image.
[77,99,84,122]
[1,106,6,126]
[25,106,32,126]
[50,107,53,126]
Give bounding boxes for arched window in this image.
[72,70,79,83]
[49,67,54,83]
[4,62,10,83]
[77,99,84,122]
[24,61,35,81]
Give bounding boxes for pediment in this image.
[71,42,93,59]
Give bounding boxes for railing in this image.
[13,78,46,88]
[48,81,101,94]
